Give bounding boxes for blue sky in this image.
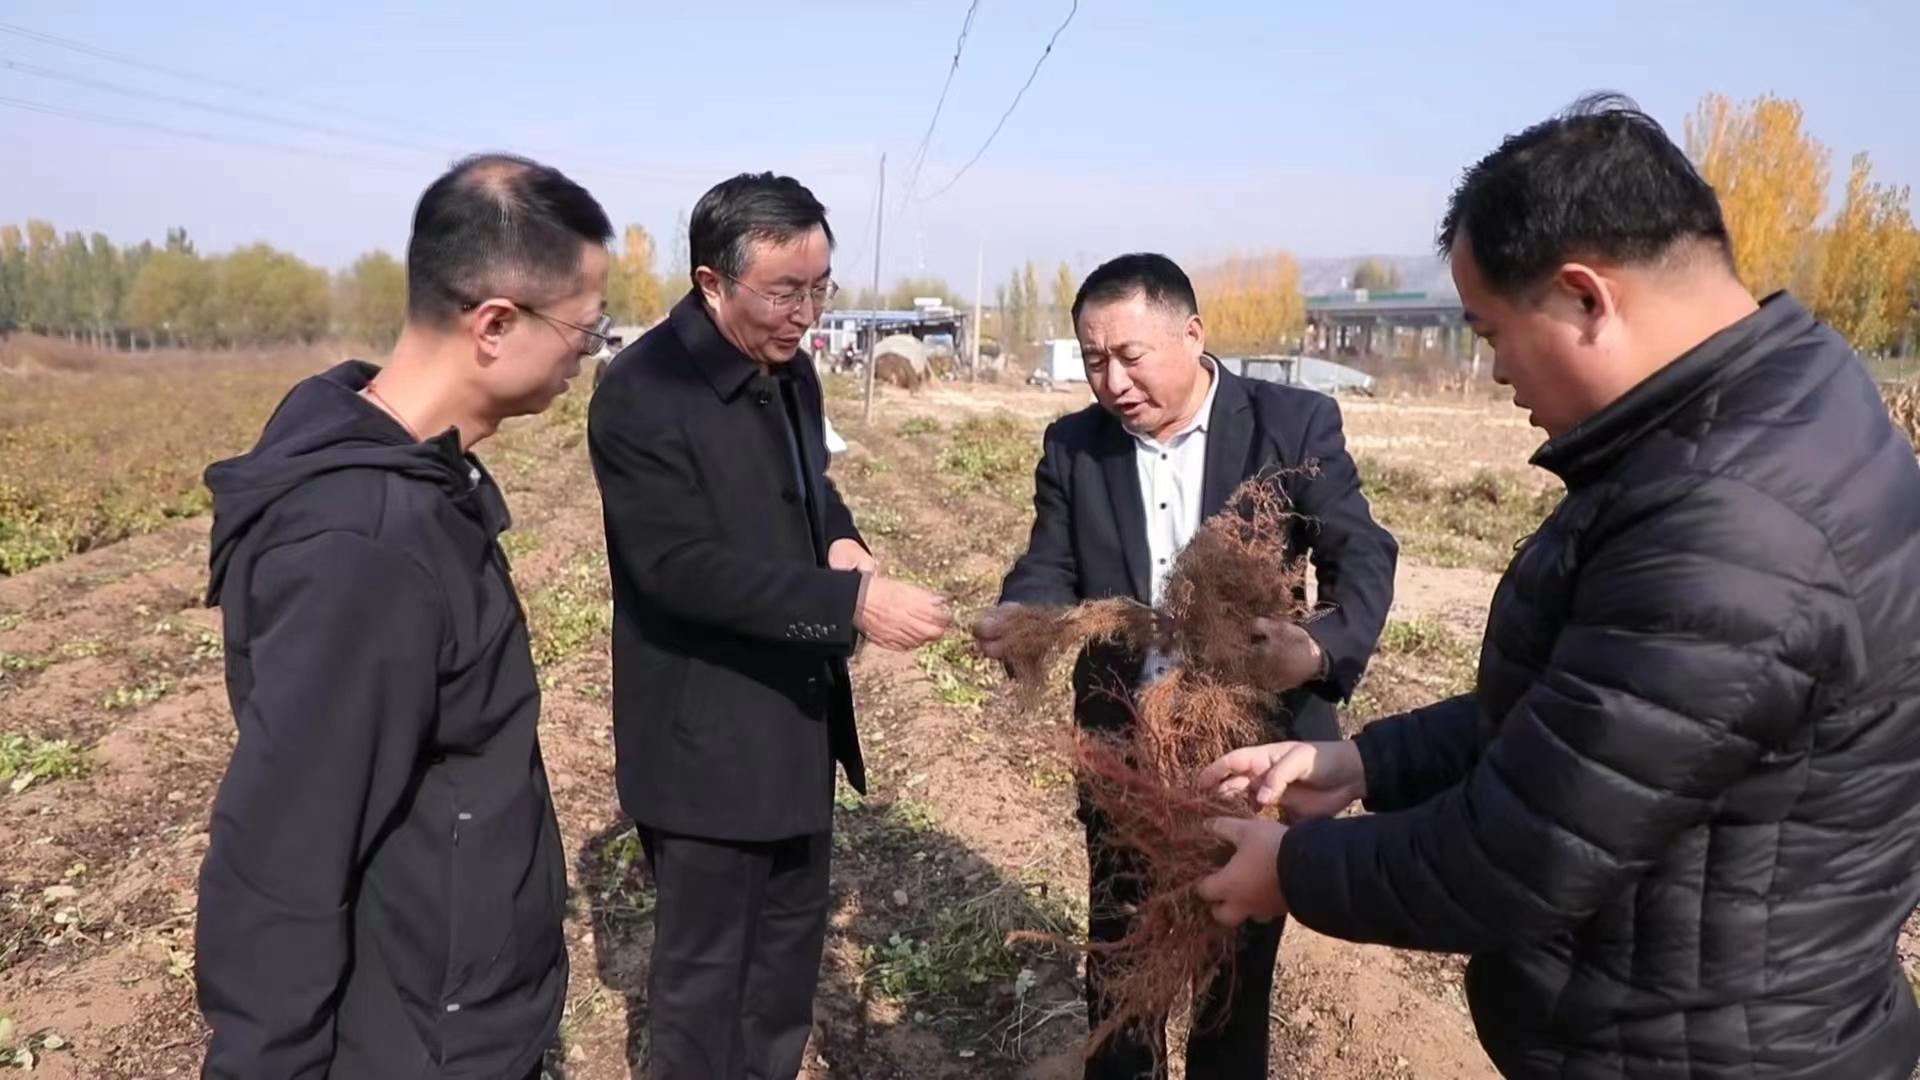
[3,0,1915,295]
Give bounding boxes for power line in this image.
[0,18,454,143]
[0,21,779,184]
[898,0,980,212]
[920,0,1078,204]
[839,159,884,287]
[0,56,451,156]
[0,21,874,188]
[0,93,423,170]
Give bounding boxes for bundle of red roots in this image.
[995,473,1317,1058]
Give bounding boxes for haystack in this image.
[872,334,930,391]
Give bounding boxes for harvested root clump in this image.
[989,472,1318,1060]
[989,598,1157,709]
[1130,668,1271,778]
[1160,478,1316,692]
[1072,730,1254,1052]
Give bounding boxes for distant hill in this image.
[1296,254,1455,297]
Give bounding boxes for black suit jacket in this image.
[587,292,866,842]
[998,363,1397,741]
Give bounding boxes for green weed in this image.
[866,881,1081,1006]
[1378,616,1478,696]
[936,415,1036,501]
[103,676,172,711]
[0,652,47,675]
[918,632,997,710]
[500,530,544,561]
[57,637,104,660]
[584,825,656,942]
[887,798,941,834]
[528,554,612,669]
[0,733,90,795]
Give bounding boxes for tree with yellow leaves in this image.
[1193,253,1305,355]
[1686,93,1829,297]
[1890,227,1920,356]
[1051,261,1076,338]
[1813,154,1915,354]
[607,224,666,326]
[335,250,407,349]
[1349,257,1401,293]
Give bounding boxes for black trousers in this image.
[639,827,832,1080]
[1081,810,1286,1080]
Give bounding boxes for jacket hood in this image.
[204,360,478,605]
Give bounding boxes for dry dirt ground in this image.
[0,374,1865,1078]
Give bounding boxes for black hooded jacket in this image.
[1281,295,1920,1078]
[197,361,566,1078]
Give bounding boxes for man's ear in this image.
[1186,312,1207,358]
[469,298,517,360]
[693,266,725,307]
[1553,263,1617,343]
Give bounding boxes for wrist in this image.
[1335,739,1367,801]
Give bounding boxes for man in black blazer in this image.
[976,253,1397,1078]
[587,172,951,1079]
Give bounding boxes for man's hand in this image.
[855,576,952,652]
[1199,740,1366,823]
[1195,817,1290,927]
[1246,617,1325,692]
[972,602,1024,662]
[828,538,877,575]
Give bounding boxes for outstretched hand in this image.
[1194,817,1290,927]
[856,577,952,651]
[1198,740,1366,823]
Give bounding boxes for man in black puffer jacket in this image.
[1197,94,1920,1078]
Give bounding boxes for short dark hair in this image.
[1071,253,1199,326]
[1438,92,1734,295]
[405,153,613,325]
[688,172,834,286]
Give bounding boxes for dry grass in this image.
[0,335,333,575]
[1888,380,1920,450]
[1359,461,1559,572]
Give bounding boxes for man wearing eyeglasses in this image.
[196,153,611,1079]
[588,172,952,1079]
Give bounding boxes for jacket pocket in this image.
[436,773,565,1066]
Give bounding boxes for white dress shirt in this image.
[1133,360,1219,683]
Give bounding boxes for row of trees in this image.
[0,221,675,350]
[990,262,1077,347]
[1688,92,1918,354]
[984,255,1310,356]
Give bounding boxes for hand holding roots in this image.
[990,474,1318,1056]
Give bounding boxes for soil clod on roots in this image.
[992,472,1318,1059]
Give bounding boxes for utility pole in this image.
[970,243,983,382]
[862,152,885,424]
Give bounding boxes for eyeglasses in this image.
[724,275,840,316]
[459,298,621,356]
